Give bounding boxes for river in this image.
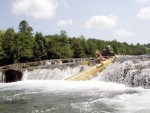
[0,55,150,113]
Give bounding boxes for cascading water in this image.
[0,55,150,113]
[95,55,150,88]
[0,72,3,83]
[22,65,83,80]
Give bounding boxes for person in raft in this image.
[101,45,116,58]
[94,50,106,63]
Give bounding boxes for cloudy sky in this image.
[0,0,150,44]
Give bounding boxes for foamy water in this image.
[22,65,83,81]
[0,55,150,113]
[0,80,150,113]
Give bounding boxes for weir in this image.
[0,58,92,83]
[0,55,150,89]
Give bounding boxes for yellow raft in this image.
[65,57,117,81]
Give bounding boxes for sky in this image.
[0,0,150,44]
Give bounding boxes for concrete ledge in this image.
[0,58,93,83]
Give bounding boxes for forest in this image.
[0,20,150,66]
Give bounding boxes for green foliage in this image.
[2,28,15,64]
[15,32,34,63]
[19,20,33,35]
[47,32,73,59]
[46,34,61,58]
[33,32,47,60]
[69,37,85,58]
[87,39,96,57]
[60,30,67,38]
[0,31,4,59]
[2,27,33,64]
[0,20,150,66]
[78,36,89,57]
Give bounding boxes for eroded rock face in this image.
[4,69,23,83]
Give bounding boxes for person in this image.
[94,50,106,63]
[101,45,116,58]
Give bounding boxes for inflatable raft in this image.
[65,56,118,81]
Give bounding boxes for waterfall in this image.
[1,55,150,89]
[95,55,150,88]
[0,72,3,83]
[21,55,150,88]
[22,64,83,80]
[1,56,150,113]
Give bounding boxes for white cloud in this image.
[58,19,73,26]
[11,0,58,19]
[137,7,150,19]
[136,0,150,4]
[84,15,117,29]
[114,29,135,38]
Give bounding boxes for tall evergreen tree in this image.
[19,20,33,35]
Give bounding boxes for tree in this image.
[14,32,34,63]
[2,27,34,64]
[18,20,33,35]
[47,34,73,59]
[59,30,73,58]
[33,32,47,60]
[60,30,67,38]
[0,31,4,60]
[70,37,85,58]
[78,35,88,57]
[47,35,63,58]
[1,23,150,66]
[2,28,15,64]
[87,39,98,57]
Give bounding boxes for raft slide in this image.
[65,56,119,81]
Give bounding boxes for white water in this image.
[0,80,150,113]
[95,56,150,88]
[0,55,150,113]
[22,65,83,80]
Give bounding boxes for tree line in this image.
[0,20,150,66]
